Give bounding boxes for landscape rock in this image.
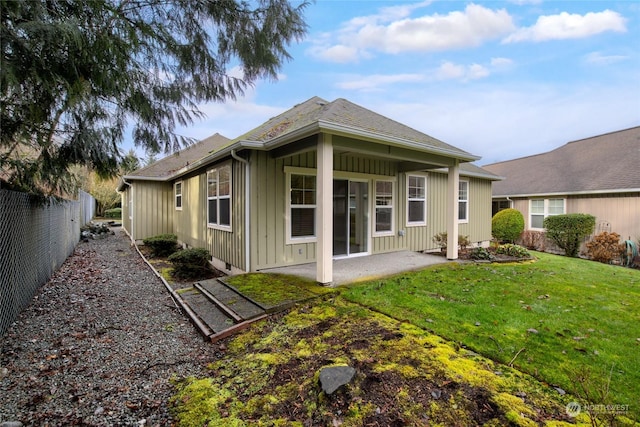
[319,366,356,395]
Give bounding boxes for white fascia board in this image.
[431,167,503,181]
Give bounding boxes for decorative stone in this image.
[319,366,356,395]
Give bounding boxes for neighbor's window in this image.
[407,175,426,225]
[289,174,316,239]
[458,180,469,222]
[375,180,394,234]
[530,198,564,229]
[175,181,183,210]
[207,164,231,229]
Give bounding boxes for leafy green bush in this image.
[496,243,530,258]
[491,209,524,243]
[469,247,495,261]
[168,248,211,279]
[143,233,178,257]
[586,232,624,264]
[432,232,471,252]
[104,207,122,219]
[543,214,595,257]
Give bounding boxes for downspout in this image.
[231,149,250,272]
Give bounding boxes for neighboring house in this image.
[484,126,640,242]
[119,96,499,283]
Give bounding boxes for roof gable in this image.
[237,96,476,159]
[484,127,640,196]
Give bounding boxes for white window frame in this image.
[174,181,183,210]
[458,180,469,223]
[406,174,426,226]
[207,163,232,231]
[286,171,317,244]
[373,179,395,236]
[529,198,565,230]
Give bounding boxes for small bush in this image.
[432,232,471,252]
[104,207,122,219]
[492,209,524,243]
[496,243,530,258]
[168,248,211,279]
[143,233,178,257]
[586,232,624,264]
[469,247,495,261]
[544,214,595,257]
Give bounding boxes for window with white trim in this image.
[207,164,231,229]
[174,181,183,210]
[289,173,316,239]
[375,180,394,234]
[530,198,564,229]
[458,180,469,222]
[407,175,426,225]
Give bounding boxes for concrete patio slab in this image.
[260,251,451,286]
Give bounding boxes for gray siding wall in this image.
[125,181,174,241]
[250,148,493,270]
[206,159,247,271]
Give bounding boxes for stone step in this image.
[196,279,265,320]
[179,287,236,334]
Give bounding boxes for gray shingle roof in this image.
[128,133,230,178]
[483,127,640,196]
[238,96,476,159]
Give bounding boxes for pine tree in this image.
[0,0,308,196]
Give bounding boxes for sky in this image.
[145,0,640,166]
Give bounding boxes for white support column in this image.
[446,160,459,260]
[316,133,333,284]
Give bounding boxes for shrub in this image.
[496,243,530,258]
[168,248,211,279]
[143,233,178,257]
[544,214,595,257]
[432,232,471,252]
[104,207,122,219]
[492,209,524,243]
[469,247,495,261]
[586,232,624,264]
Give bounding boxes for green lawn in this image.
[341,252,640,420]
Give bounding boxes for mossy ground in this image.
[170,296,603,426]
[224,273,334,308]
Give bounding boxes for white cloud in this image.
[309,44,362,64]
[584,51,629,65]
[308,3,515,62]
[503,10,627,43]
[491,57,514,67]
[336,73,425,91]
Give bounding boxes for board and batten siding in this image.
[125,181,174,241]
[405,172,493,251]
[173,173,207,249]
[205,159,247,272]
[121,186,132,237]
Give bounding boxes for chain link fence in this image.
[0,189,95,336]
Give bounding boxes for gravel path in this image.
[0,228,215,426]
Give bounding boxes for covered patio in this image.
[260,250,452,286]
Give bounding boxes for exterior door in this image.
[333,180,368,257]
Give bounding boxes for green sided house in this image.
[118,97,500,284]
